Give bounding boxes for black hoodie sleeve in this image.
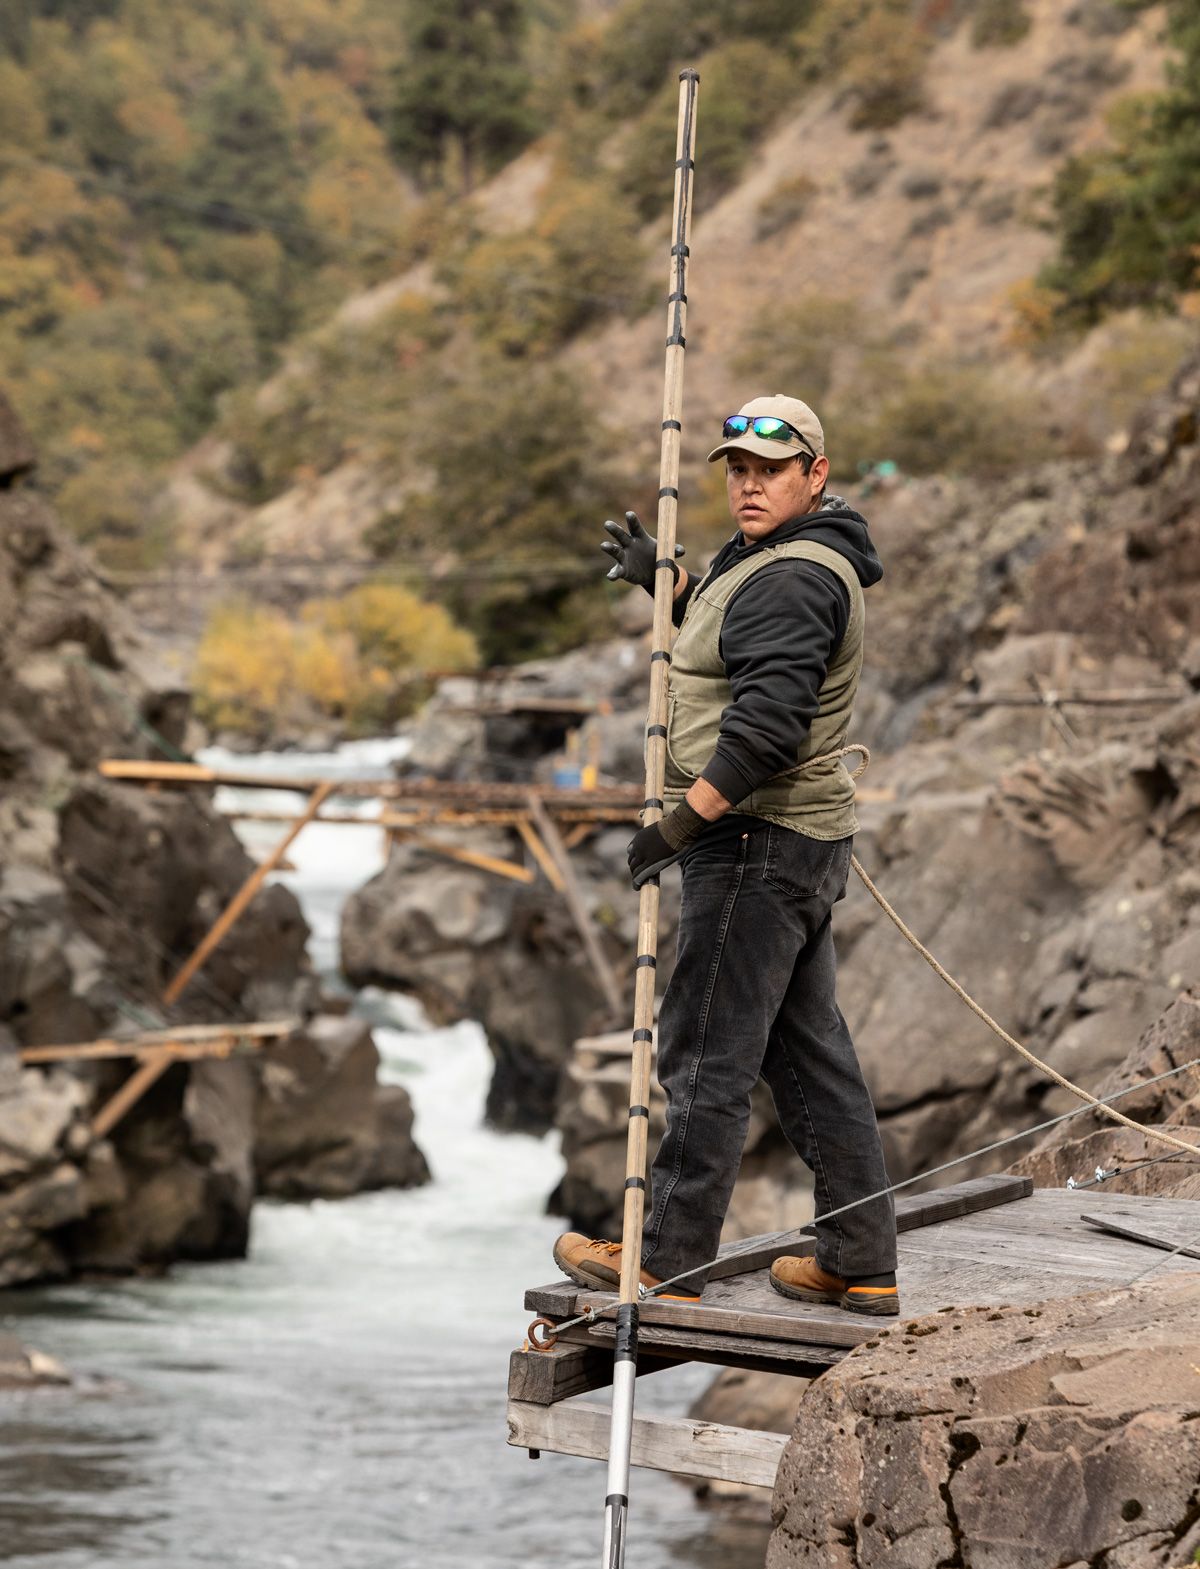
[698,561,850,805]
[671,571,700,626]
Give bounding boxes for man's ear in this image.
[811,454,830,490]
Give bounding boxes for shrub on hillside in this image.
[827,356,1055,479]
[731,294,867,406]
[193,586,478,738]
[754,174,820,241]
[808,0,928,130]
[1090,313,1196,436]
[555,0,809,121]
[444,179,649,354]
[1038,1,1200,324]
[970,0,1032,48]
[364,357,622,662]
[217,295,449,503]
[617,40,795,220]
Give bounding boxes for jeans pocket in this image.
[761,825,842,898]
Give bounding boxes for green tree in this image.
[171,48,316,342]
[389,0,540,190]
[365,356,620,660]
[1040,1,1200,322]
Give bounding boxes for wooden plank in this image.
[1079,1212,1200,1262]
[385,826,535,884]
[525,1176,1032,1313]
[100,758,642,810]
[522,1186,1200,1364]
[530,1174,1030,1308]
[561,1321,845,1377]
[19,1019,295,1064]
[707,1174,1032,1281]
[506,1398,788,1488]
[508,1344,672,1405]
[163,780,335,1006]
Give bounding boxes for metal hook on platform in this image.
[526,1317,560,1353]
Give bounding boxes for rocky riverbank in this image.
[0,390,429,1287]
[764,989,1200,1566]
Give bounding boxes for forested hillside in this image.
[3,0,1198,715]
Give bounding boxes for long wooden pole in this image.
[601,66,698,1569]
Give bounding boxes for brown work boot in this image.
[552,1233,701,1301]
[769,1255,899,1317]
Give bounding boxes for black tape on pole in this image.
[614,1303,639,1362]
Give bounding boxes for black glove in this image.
[601,510,685,594]
[627,801,709,889]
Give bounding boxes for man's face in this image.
[725,449,830,542]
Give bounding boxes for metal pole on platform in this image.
[600,65,699,1569]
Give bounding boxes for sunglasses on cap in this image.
[721,414,817,457]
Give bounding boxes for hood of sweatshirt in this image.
[705,493,883,589]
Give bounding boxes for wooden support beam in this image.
[92,1051,175,1138]
[559,1321,844,1378]
[705,1173,1034,1283]
[527,791,623,1024]
[163,781,334,1006]
[22,1035,263,1065]
[1080,1210,1200,1261]
[508,1343,672,1405]
[100,758,643,814]
[516,817,565,892]
[18,1020,295,1063]
[506,1397,788,1488]
[385,824,535,884]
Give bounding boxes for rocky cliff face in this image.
[0,391,428,1286]
[768,1272,1200,1569]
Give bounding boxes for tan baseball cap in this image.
[707,394,824,463]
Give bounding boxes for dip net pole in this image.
[601,65,699,1569]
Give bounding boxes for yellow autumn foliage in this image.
[193,586,478,738]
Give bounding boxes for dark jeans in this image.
[639,825,896,1290]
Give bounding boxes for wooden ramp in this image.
[508,1177,1200,1488]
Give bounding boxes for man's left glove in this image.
[627,801,709,889]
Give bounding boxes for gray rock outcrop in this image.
[0,391,429,1285]
[253,1013,429,1197]
[342,825,679,1132]
[769,1274,1200,1569]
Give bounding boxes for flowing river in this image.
[0,741,773,1568]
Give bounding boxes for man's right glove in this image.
[601,510,685,594]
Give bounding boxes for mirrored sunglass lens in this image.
[723,416,751,436]
[752,418,790,440]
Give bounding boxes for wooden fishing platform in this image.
[508,1176,1200,1489]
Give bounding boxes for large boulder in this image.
[253,1013,429,1197]
[0,1052,100,1286]
[341,826,674,1132]
[769,1274,1200,1569]
[61,1055,257,1272]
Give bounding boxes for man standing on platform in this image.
[552,394,900,1317]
